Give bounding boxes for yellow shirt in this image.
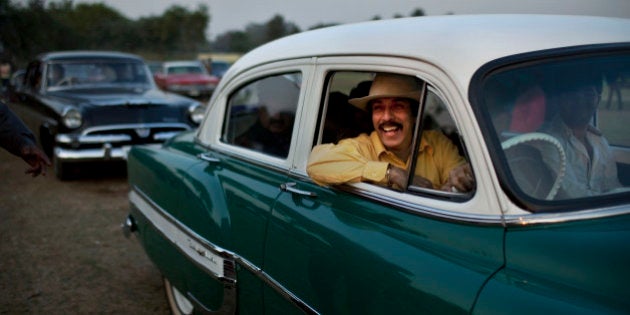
[307,130,465,188]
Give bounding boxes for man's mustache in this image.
[378,120,403,130]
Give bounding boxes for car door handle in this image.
[197,152,220,163]
[280,182,317,197]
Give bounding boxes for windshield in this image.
[166,65,206,75]
[480,50,630,206]
[45,59,151,90]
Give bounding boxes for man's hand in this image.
[441,163,475,193]
[389,165,433,191]
[20,145,52,177]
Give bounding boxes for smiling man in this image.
[307,73,474,192]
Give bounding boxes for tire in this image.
[39,126,55,160]
[54,157,69,181]
[164,277,194,315]
[53,157,78,181]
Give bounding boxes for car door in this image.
[262,60,506,314]
[192,67,309,313]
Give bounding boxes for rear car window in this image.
[222,72,302,158]
[480,51,630,205]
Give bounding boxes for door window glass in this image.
[222,72,301,158]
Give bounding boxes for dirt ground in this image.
[0,150,170,314]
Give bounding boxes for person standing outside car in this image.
[0,54,13,100]
[307,73,474,192]
[541,73,622,198]
[0,101,51,177]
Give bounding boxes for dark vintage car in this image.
[154,60,219,100]
[124,15,630,314]
[9,51,205,180]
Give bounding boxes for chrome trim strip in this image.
[335,183,505,226]
[231,256,319,315]
[55,146,127,161]
[504,204,630,226]
[130,186,319,315]
[57,130,181,145]
[57,134,131,144]
[130,189,233,281]
[54,144,162,161]
[78,122,191,137]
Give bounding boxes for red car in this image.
[154,60,218,99]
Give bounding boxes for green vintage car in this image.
[124,15,630,314]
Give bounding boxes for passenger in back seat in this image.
[541,73,622,198]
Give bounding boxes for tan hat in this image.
[348,73,421,111]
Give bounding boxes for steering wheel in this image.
[501,132,566,200]
[56,77,76,86]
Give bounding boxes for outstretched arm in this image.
[307,137,389,187]
[0,102,51,176]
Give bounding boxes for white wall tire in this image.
[164,277,194,315]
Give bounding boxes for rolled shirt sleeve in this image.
[306,135,390,186]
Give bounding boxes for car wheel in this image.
[54,157,68,180]
[39,126,55,159]
[164,277,194,315]
[53,157,77,181]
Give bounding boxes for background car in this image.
[208,60,231,79]
[153,60,218,100]
[9,50,205,180]
[124,15,630,314]
[145,61,163,75]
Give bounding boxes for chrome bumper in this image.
[54,143,162,162]
[54,127,185,162]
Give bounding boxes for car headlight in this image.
[62,107,83,129]
[188,103,205,124]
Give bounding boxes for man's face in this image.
[558,85,600,128]
[371,97,414,153]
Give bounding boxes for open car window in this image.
[316,71,473,200]
[480,51,630,206]
[407,88,473,199]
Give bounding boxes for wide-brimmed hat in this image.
[348,73,422,111]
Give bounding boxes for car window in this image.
[222,72,302,158]
[480,51,630,205]
[598,71,630,147]
[45,60,150,90]
[408,89,472,198]
[24,61,42,90]
[314,71,474,199]
[167,65,204,75]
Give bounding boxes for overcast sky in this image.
[73,0,630,39]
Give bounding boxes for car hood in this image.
[46,87,195,108]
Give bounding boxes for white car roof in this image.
[229,15,630,91]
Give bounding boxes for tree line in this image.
[0,0,427,67]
